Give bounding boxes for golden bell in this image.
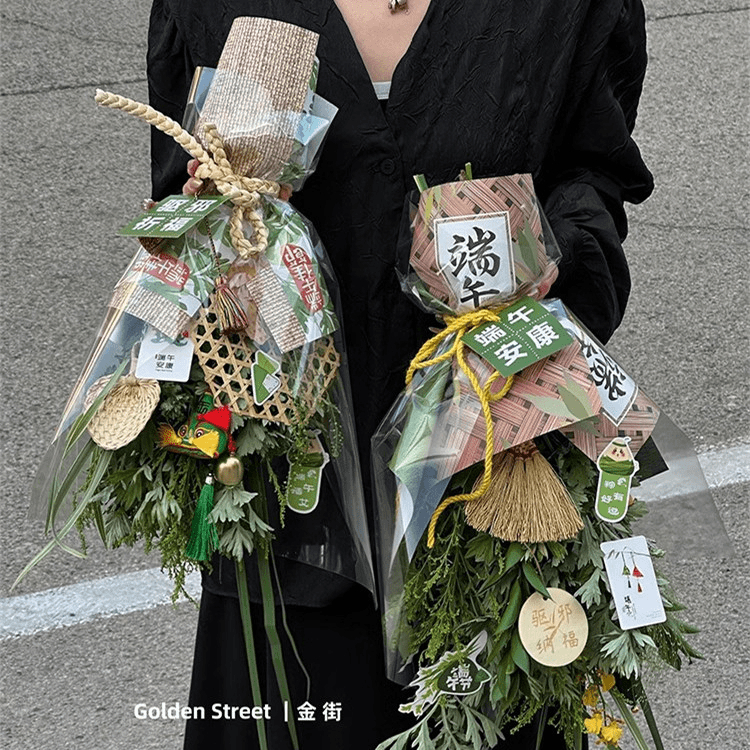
[215,453,244,487]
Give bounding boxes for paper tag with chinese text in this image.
[600,536,666,629]
[135,325,194,382]
[595,437,638,523]
[111,212,234,340]
[548,306,638,426]
[518,588,588,667]
[119,195,231,238]
[286,434,329,514]
[462,297,573,377]
[251,351,281,405]
[435,212,515,309]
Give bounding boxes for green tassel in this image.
[186,474,219,561]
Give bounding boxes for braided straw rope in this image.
[94,89,280,258]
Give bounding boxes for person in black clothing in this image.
[147,1,654,747]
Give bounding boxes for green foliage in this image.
[390,440,700,750]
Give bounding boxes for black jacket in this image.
[147,0,653,601]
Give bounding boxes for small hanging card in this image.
[119,195,231,238]
[518,588,588,667]
[435,632,492,696]
[600,536,666,630]
[435,211,515,308]
[135,325,195,382]
[595,437,638,523]
[462,296,572,377]
[400,632,492,716]
[251,350,281,405]
[286,434,329,514]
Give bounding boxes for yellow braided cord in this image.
[95,91,280,259]
[404,307,515,548]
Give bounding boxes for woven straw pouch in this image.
[191,298,340,424]
[84,373,161,450]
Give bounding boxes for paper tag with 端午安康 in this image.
[462,296,572,377]
[135,325,195,382]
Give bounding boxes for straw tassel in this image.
[186,474,219,561]
[214,275,249,334]
[463,441,583,543]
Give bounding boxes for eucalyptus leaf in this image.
[510,630,530,675]
[497,580,522,631]
[522,561,551,599]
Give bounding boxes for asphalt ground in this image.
[1,2,748,749]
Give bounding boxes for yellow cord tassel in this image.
[464,441,583,542]
[406,308,515,548]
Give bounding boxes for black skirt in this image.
[183,585,570,750]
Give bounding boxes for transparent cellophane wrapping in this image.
[373,349,732,681]
[373,178,731,681]
[190,16,337,192]
[29,189,373,598]
[398,173,562,316]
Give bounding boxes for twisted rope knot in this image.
[194,124,280,259]
[94,90,280,259]
[406,305,515,548]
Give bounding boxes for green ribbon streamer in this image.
[235,557,268,750]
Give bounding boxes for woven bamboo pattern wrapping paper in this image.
[191,299,339,424]
[430,342,602,481]
[411,174,546,308]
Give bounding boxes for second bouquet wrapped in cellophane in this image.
[372,169,710,749]
[20,17,373,750]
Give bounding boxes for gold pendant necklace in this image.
[388,0,408,12]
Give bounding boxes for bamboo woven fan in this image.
[191,298,340,424]
[84,373,161,450]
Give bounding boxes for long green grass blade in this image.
[535,704,548,750]
[250,461,299,749]
[11,470,106,590]
[637,684,665,750]
[611,689,651,750]
[45,439,96,534]
[49,448,112,558]
[236,558,268,750]
[271,553,311,702]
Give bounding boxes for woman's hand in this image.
[181,158,293,200]
[182,159,203,195]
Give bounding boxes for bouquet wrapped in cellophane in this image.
[17,18,373,750]
[373,169,726,749]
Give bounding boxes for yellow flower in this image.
[583,686,599,707]
[584,712,604,735]
[601,722,624,744]
[600,673,616,692]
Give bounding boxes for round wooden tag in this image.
[517,587,588,667]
